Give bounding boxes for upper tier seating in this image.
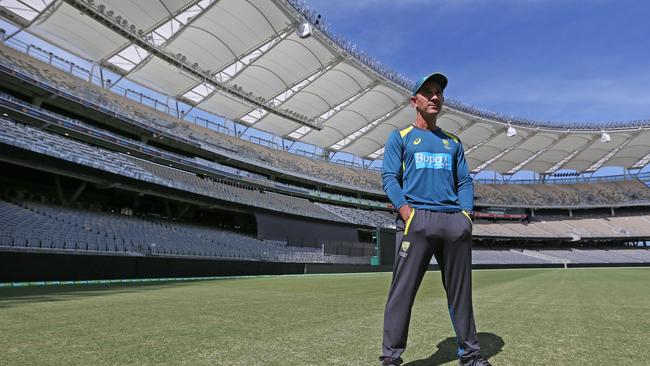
[0,118,349,223]
[475,181,650,208]
[474,213,650,239]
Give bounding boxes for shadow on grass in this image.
[0,280,215,308]
[404,332,504,366]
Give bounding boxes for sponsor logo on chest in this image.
[414,152,452,170]
[442,139,451,150]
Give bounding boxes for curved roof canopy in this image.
[3,0,649,174]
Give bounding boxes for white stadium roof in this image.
[2,0,649,174]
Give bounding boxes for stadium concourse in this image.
[1,0,650,282]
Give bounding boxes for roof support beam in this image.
[632,152,650,169]
[286,80,378,139]
[181,25,295,106]
[505,138,559,175]
[505,135,566,174]
[0,0,56,26]
[237,56,341,125]
[471,137,529,173]
[65,0,321,131]
[545,134,601,174]
[212,25,294,83]
[331,101,408,150]
[585,131,639,172]
[464,126,507,156]
[0,0,57,41]
[100,0,207,66]
[366,147,384,160]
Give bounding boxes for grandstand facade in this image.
[1,0,650,281]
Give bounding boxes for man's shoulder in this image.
[386,125,415,144]
[398,125,414,138]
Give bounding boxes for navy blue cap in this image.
[411,72,448,96]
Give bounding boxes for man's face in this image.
[410,80,444,118]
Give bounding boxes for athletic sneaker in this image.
[379,356,403,365]
[459,355,492,366]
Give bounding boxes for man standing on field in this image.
[379,72,491,366]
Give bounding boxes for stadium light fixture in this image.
[600,131,611,143]
[297,22,311,38]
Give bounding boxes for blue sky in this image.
[307,0,650,124]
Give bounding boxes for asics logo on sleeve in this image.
[414,152,452,170]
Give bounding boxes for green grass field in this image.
[1,268,649,365]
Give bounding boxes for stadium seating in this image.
[4,197,647,265]
[0,199,369,264]
[315,202,396,228]
[475,181,650,208]
[0,117,168,185]
[0,117,360,224]
[0,90,392,210]
[471,249,553,264]
[466,248,650,265]
[5,114,650,241]
[5,114,650,239]
[474,213,650,239]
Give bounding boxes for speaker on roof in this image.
[600,131,611,143]
[297,22,311,38]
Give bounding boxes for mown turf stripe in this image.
[2,265,647,288]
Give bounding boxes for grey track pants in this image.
[381,209,480,361]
